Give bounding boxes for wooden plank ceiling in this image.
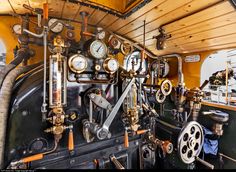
[0,0,236,56]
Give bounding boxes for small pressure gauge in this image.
[120,41,133,55]
[96,27,106,40]
[12,24,22,35]
[48,18,64,33]
[88,39,107,59]
[103,57,119,74]
[108,35,121,50]
[68,54,88,74]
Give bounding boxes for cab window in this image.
[201,49,236,106]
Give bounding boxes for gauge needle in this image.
[97,45,102,52]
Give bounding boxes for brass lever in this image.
[68,128,74,151]
[124,128,129,148]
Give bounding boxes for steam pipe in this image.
[0,49,34,88]
[0,64,39,168]
[160,54,184,86]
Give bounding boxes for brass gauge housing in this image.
[103,57,119,74]
[120,41,133,55]
[88,39,107,59]
[68,54,88,74]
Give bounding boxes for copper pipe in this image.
[43,3,48,20]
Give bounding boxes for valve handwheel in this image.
[160,79,172,96]
[177,121,204,164]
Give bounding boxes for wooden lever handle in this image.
[124,130,129,148]
[22,153,44,163]
[136,129,148,135]
[68,130,74,151]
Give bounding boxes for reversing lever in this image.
[96,78,135,140]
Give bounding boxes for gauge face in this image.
[103,58,119,73]
[68,54,88,73]
[13,24,22,35]
[89,40,107,59]
[66,29,75,40]
[48,18,64,33]
[151,60,170,78]
[124,51,146,73]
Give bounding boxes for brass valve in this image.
[145,132,173,154]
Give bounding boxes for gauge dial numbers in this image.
[88,40,108,59]
[103,57,119,74]
[48,18,64,33]
[12,24,22,35]
[68,54,88,74]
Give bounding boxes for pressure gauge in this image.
[120,41,133,55]
[96,27,106,40]
[88,40,107,59]
[48,18,64,33]
[66,29,75,40]
[12,24,22,35]
[108,35,121,50]
[68,54,88,74]
[103,57,119,73]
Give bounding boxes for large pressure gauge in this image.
[88,39,107,59]
[48,18,64,33]
[103,57,119,74]
[68,54,88,74]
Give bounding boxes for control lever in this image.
[68,127,74,151]
[124,128,129,148]
[96,78,135,140]
[195,156,214,169]
[23,4,43,27]
[110,155,125,170]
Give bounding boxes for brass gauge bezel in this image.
[120,41,134,55]
[103,57,119,74]
[88,39,108,59]
[68,54,88,74]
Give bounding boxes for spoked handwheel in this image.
[160,79,172,96]
[177,121,204,164]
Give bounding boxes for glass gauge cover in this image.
[89,40,107,59]
[48,18,64,33]
[103,58,119,73]
[13,24,22,35]
[68,54,88,73]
